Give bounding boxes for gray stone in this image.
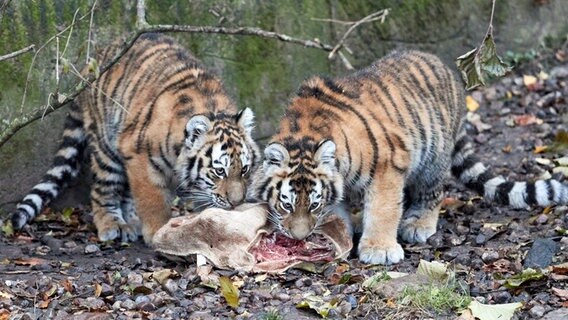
[524,238,559,268]
[542,308,568,320]
[84,244,100,254]
[529,304,545,318]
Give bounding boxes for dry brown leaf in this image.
[552,262,568,275]
[41,283,58,301]
[152,269,179,285]
[466,95,480,112]
[61,279,73,293]
[514,114,543,126]
[94,283,102,297]
[38,299,50,309]
[552,287,568,299]
[13,257,48,266]
[0,309,9,320]
[534,145,549,154]
[456,309,476,320]
[441,197,466,210]
[502,145,513,153]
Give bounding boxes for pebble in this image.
[84,244,100,254]
[100,283,113,297]
[535,214,548,224]
[127,272,143,285]
[112,301,121,310]
[524,238,559,268]
[542,308,568,320]
[273,292,290,301]
[475,234,487,245]
[529,304,545,318]
[163,278,178,295]
[63,241,77,249]
[492,291,511,304]
[122,299,136,310]
[481,250,499,263]
[135,295,150,306]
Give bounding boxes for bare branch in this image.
[328,9,389,60]
[136,0,149,28]
[145,24,335,52]
[0,45,35,62]
[2,6,366,148]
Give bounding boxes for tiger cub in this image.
[12,33,259,244]
[251,50,568,265]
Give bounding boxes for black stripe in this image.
[93,152,123,175]
[451,156,479,180]
[20,198,39,213]
[340,129,352,175]
[299,86,379,180]
[494,181,515,205]
[545,180,555,202]
[464,170,493,195]
[452,136,469,158]
[525,182,537,206]
[159,144,174,170]
[29,189,57,202]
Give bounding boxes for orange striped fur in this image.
[251,50,568,265]
[12,33,259,245]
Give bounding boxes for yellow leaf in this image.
[94,283,102,297]
[523,75,537,87]
[0,291,13,299]
[538,71,549,80]
[466,95,480,112]
[468,300,522,320]
[534,145,548,154]
[219,276,239,308]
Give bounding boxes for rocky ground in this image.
[1,48,568,319]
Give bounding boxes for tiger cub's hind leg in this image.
[90,142,141,242]
[399,187,443,244]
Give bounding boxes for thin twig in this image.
[0,45,35,62]
[328,9,389,59]
[85,0,97,64]
[136,0,148,28]
[0,10,361,148]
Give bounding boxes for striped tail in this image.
[11,102,87,229]
[451,130,568,209]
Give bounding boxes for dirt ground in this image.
[1,49,568,319]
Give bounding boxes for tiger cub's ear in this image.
[263,143,289,173]
[236,107,255,136]
[185,115,211,149]
[315,139,336,172]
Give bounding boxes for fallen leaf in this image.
[61,279,73,293]
[0,292,13,299]
[552,287,568,299]
[552,262,568,275]
[416,259,450,282]
[292,262,318,273]
[219,276,239,308]
[441,197,465,211]
[152,269,179,285]
[38,299,51,309]
[548,130,568,152]
[457,309,476,320]
[534,145,549,154]
[254,274,268,283]
[41,283,57,301]
[132,285,152,295]
[13,257,48,266]
[535,158,552,165]
[467,112,492,132]
[296,295,339,318]
[94,283,102,297]
[0,309,9,320]
[1,220,13,237]
[552,166,568,178]
[468,300,522,320]
[523,75,538,87]
[503,268,544,288]
[514,114,542,126]
[554,157,568,166]
[538,71,549,80]
[466,95,480,112]
[502,145,512,153]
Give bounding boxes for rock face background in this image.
[1,0,567,210]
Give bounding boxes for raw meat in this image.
[250,232,335,263]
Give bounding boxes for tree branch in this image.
[0,45,35,62]
[1,5,364,148]
[327,9,389,60]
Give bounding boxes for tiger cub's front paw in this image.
[400,216,437,244]
[358,237,404,265]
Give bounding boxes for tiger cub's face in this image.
[175,108,259,210]
[251,139,344,239]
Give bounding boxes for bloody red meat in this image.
[250,232,335,263]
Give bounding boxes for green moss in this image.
[399,281,471,315]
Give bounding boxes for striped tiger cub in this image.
[251,50,568,265]
[12,33,259,244]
